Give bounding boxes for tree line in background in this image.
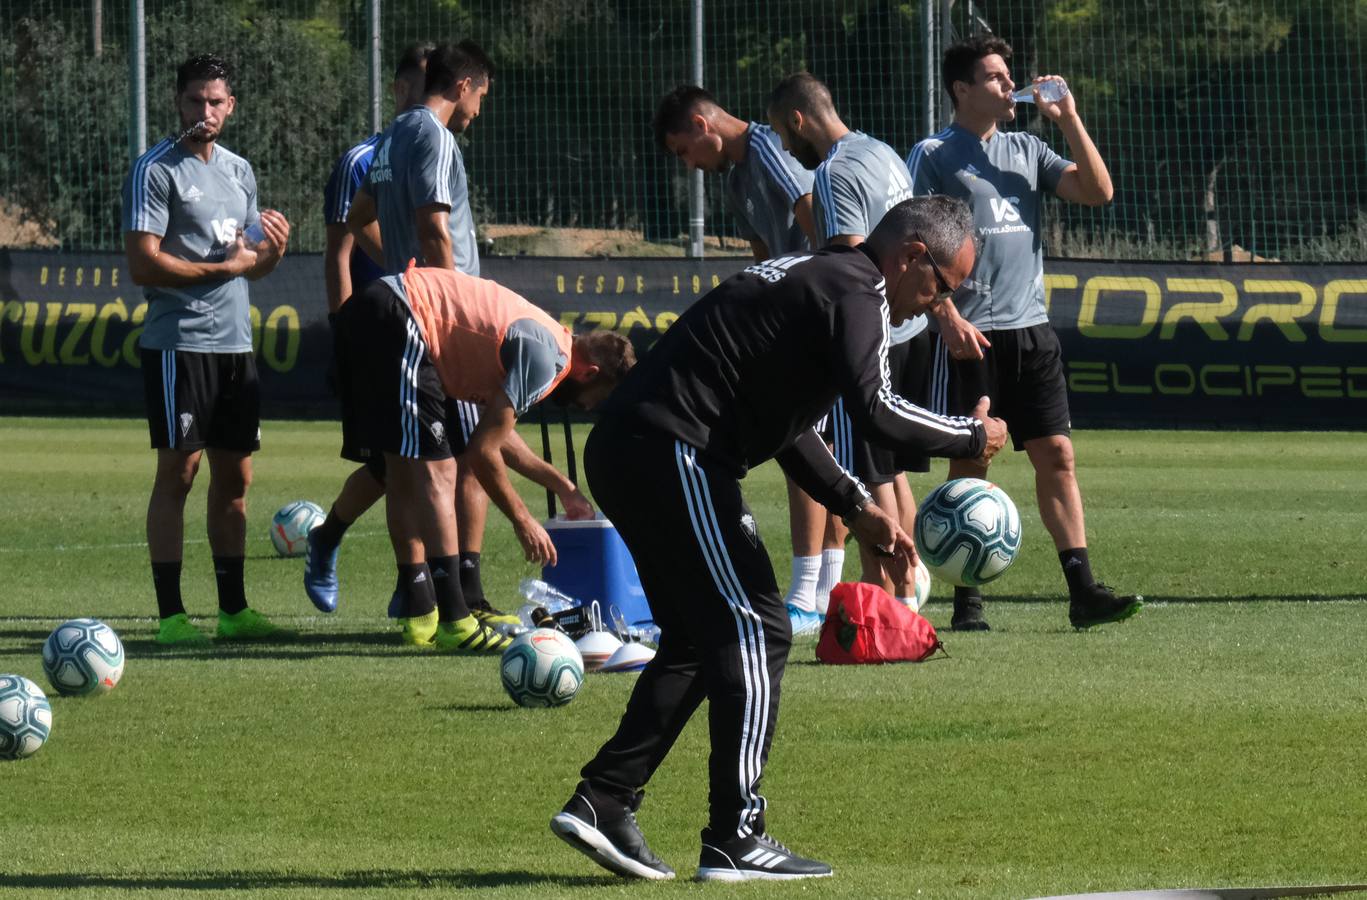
[1,0,1363,261]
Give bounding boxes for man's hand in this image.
[557,487,594,521]
[847,501,918,584]
[971,395,1009,464]
[935,302,991,361]
[254,209,291,256]
[1032,74,1078,124]
[222,235,258,276]
[514,515,558,567]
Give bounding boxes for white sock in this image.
[783,556,821,612]
[898,596,919,613]
[814,548,845,615]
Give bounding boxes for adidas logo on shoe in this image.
[696,829,832,881]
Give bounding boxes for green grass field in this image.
[1,416,1365,899]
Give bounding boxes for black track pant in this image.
[579,416,792,838]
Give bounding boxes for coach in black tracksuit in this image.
[550,196,1008,883]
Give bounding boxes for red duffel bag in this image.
[815,581,943,664]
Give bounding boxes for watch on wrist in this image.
[841,494,871,529]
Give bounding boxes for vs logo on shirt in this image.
[989,197,1021,224]
[211,218,240,245]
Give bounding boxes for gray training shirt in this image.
[365,106,480,276]
[907,123,1073,331]
[121,138,261,353]
[723,123,814,257]
[813,130,924,338]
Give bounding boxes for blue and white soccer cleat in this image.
[303,529,340,613]
[786,604,823,637]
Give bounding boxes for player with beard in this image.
[122,53,291,645]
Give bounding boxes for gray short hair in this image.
[868,196,977,263]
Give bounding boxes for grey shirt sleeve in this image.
[817,162,871,239]
[499,318,568,416]
[1034,136,1074,194]
[122,156,171,236]
[406,120,454,210]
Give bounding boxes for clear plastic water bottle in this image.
[519,578,578,609]
[243,222,267,245]
[1012,78,1068,104]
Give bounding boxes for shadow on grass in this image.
[0,868,618,891]
[430,702,518,713]
[0,627,452,661]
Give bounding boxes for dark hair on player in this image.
[868,196,979,269]
[394,41,436,80]
[572,330,637,385]
[424,40,495,95]
[652,85,718,151]
[942,35,1013,108]
[765,72,836,123]
[176,53,234,94]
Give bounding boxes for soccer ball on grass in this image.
[270,500,326,557]
[0,675,52,760]
[914,478,1022,587]
[500,628,584,708]
[42,618,125,696]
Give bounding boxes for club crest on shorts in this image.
[179,412,193,437]
[739,512,758,547]
[430,419,446,443]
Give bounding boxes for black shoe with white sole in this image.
[550,787,674,880]
[696,829,832,882]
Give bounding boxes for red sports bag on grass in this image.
[815,582,944,664]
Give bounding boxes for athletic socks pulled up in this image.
[396,563,438,619]
[429,554,471,623]
[1059,547,1095,597]
[814,548,845,616]
[783,555,821,613]
[213,556,247,616]
[152,560,185,619]
[458,551,485,605]
[310,507,352,553]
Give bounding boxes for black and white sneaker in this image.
[550,789,674,880]
[696,829,832,882]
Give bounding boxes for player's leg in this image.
[304,461,385,613]
[1016,326,1141,628]
[856,479,898,592]
[782,477,825,634]
[930,332,997,631]
[142,347,214,645]
[554,420,701,880]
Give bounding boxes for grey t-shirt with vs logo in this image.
[121,138,261,353]
[907,123,1072,331]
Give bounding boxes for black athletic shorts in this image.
[832,329,933,485]
[444,398,482,456]
[334,280,453,463]
[929,322,1070,451]
[141,348,260,453]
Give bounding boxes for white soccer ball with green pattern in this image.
[270,500,325,557]
[0,675,52,760]
[914,478,1022,587]
[500,628,584,708]
[42,618,125,696]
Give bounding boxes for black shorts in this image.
[929,322,1070,451]
[141,348,260,453]
[833,330,933,485]
[444,398,483,456]
[334,280,453,463]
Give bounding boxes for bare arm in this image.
[498,428,594,519]
[323,223,353,314]
[748,238,770,262]
[345,188,385,267]
[930,297,992,361]
[1035,76,1113,206]
[415,203,453,270]
[464,394,558,565]
[792,194,819,249]
[826,233,864,248]
[123,231,254,287]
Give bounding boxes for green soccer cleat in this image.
[433,615,512,654]
[399,610,439,648]
[156,613,210,646]
[216,607,285,641]
[468,598,522,630]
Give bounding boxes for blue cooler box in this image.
[541,515,652,627]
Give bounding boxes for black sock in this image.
[152,561,185,619]
[458,551,485,604]
[953,585,983,605]
[430,554,470,623]
[397,563,437,618]
[213,556,247,615]
[1060,548,1095,595]
[311,507,352,551]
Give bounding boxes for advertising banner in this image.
[2,250,1364,428]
